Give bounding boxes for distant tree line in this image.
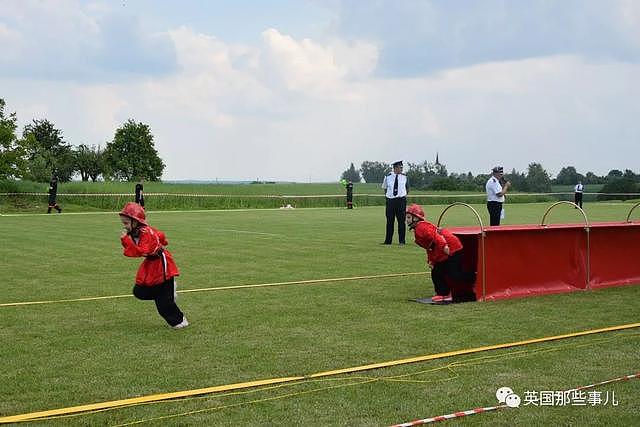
[0,98,165,183]
[341,160,640,198]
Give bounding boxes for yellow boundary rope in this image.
[1,322,638,424]
[41,333,640,425]
[0,272,427,308]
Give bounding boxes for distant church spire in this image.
[435,152,440,165]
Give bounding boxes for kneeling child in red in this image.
[406,203,476,303]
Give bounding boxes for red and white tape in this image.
[391,372,639,426]
[390,405,507,426]
[569,372,639,392]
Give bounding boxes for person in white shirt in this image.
[485,166,511,226]
[382,160,409,244]
[574,181,584,209]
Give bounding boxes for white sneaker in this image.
[173,316,189,329]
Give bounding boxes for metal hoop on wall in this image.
[626,202,640,223]
[437,202,487,301]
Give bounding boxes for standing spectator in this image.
[135,179,145,207]
[574,181,584,209]
[47,173,62,214]
[346,181,354,209]
[382,160,409,244]
[486,166,510,226]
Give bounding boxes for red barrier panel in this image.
[450,222,640,301]
[589,222,640,289]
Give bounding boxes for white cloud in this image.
[1,3,638,181]
[330,0,640,76]
[260,28,378,99]
[74,85,129,144]
[0,0,176,81]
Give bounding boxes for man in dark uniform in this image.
[381,160,409,244]
[135,179,145,207]
[346,181,354,209]
[47,173,62,213]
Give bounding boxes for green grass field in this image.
[1,202,639,426]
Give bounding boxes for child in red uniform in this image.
[119,202,188,328]
[406,204,476,303]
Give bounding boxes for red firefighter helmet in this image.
[119,202,148,225]
[406,203,425,221]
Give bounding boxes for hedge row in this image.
[0,192,568,213]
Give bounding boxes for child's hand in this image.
[444,245,450,255]
[120,230,128,238]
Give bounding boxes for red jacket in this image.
[413,221,463,265]
[121,225,179,286]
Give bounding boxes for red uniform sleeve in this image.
[441,229,463,255]
[427,232,450,265]
[120,227,163,258]
[156,230,169,246]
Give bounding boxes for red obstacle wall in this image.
[589,222,640,289]
[449,221,640,301]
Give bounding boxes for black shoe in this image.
[380,242,392,245]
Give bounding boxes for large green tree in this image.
[505,168,527,191]
[75,144,104,182]
[554,166,584,185]
[20,119,75,182]
[525,162,552,192]
[0,99,24,179]
[360,161,389,183]
[405,162,427,189]
[405,161,448,190]
[103,119,165,181]
[583,171,603,185]
[340,163,361,182]
[606,169,623,180]
[598,177,639,201]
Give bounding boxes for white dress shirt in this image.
[382,173,408,198]
[486,177,505,202]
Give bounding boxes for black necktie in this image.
[393,174,398,196]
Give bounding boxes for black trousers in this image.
[346,190,353,209]
[487,201,502,226]
[133,278,184,327]
[384,197,406,244]
[431,252,476,297]
[574,192,583,209]
[47,195,61,212]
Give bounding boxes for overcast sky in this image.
[1,0,639,182]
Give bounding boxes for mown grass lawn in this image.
[1,203,638,426]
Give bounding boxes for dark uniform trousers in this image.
[431,251,476,301]
[385,197,406,244]
[487,201,502,226]
[133,277,184,327]
[574,192,583,209]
